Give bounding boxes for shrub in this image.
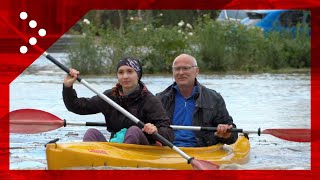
[67,12,310,75]
[67,23,109,74]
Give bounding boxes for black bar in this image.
[201,127,217,131]
[137,121,145,129]
[230,128,244,133]
[153,132,174,149]
[85,122,106,126]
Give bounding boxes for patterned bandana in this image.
[117,57,142,80]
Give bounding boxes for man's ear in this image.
[196,67,200,76]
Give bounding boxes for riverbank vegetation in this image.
[67,10,310,75]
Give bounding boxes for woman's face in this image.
[117,65,139,90]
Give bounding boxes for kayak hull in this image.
[46,135,250,170]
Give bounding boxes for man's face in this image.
[172,57,199,88]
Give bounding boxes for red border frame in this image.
[1,0,319,179]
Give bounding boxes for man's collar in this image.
[173,83,198,99]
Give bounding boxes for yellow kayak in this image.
[46,135,250,170]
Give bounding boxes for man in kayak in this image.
[62,57,174,145]
[157,54,238,147]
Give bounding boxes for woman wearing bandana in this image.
[62,57,174,145]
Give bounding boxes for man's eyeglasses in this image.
[172,66,197,72]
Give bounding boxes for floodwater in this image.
[9,53,310,170]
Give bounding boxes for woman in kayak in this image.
[62,57,174,145]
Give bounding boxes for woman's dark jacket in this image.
[156,79,238,146]
[62,81,174,144]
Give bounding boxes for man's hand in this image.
[214,124,233,139]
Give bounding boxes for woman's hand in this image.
[142,123,158,134]
[64,68,79,88]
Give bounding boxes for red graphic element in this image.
[0,0,320,179]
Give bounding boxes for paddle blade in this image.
[190,159,220,170]
[263,129,310,142]
[10,109,64,134]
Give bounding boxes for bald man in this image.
[157,54,238,147]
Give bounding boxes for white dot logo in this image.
[19,12,47,54]
[38,29,46,37]
[20,12,28,20]
[29,37,37,45]
[20,46,28,54]
[29,20,37,28]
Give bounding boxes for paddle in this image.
[171,125,310,143]
[9,109,311,142]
